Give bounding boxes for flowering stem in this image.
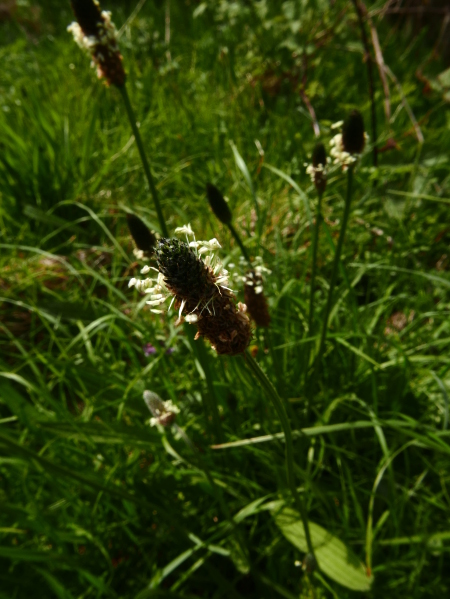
[227,222,251,265]
[314,167,354,383]
[304,191,323,398]
[119,84,169,237]
[307,191,323,341]
[243,351,316,563]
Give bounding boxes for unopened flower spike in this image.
[127,214,156,259]
[330,110,368,171]
[206,183,232,225]
[68,0,125,87]
[143,390,179,427]
[130,225,252,355]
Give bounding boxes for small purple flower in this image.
[143,343,157,357]
[165,347,175,355]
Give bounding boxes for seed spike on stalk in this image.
[206,183,232,225]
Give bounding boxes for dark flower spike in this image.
[129,225,251,356]
[127,214,156,257]
[306,142,327,194]
[342,110,366,155]
[206,183,232,225]
[68,0,125,87]
[330,110,368,170]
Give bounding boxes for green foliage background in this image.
[1,0,450,597]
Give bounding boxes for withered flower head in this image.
[330,111,368,171]
[206,183,232,225]
[68,0,125,87]
[143,390,179,427]
[129,225,252,356]
[127,214,156,259]
[305,142,327,194]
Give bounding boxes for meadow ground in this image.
[1,1,450,597]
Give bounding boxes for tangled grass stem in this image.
[242,351,316,564]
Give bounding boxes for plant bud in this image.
[127,214,156,255]
[206,183,232,225]
[342,110,365,155]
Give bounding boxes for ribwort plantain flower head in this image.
[329,110,368,171]
[206,183,232,225]
[68,0,125,87]
[305,142,328,194]
[129,225,252,356]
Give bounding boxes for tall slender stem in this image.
[119,84,169,237]
[304,191,323,400]
[307,192,323,338]
[228,222,251,265]
[351,0,377,167]
[243,351,316,563]
[314,167,354,382]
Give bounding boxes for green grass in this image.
[1,1,450,597]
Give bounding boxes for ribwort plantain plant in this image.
[313,110,367,385]
[68,0,168,236]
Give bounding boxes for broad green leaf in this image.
[270,503,373,592]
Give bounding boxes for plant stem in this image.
[228,222,251,265]
[314,167,354,382]
[307,191,323,340]
[304,191,322,400]
[119,84,169,237]
[351,0,377,168]
[243,351,316,563]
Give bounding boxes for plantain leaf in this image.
[270,502,373,592]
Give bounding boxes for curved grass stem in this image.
[243,351,316,563]
[119,84,169,237]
